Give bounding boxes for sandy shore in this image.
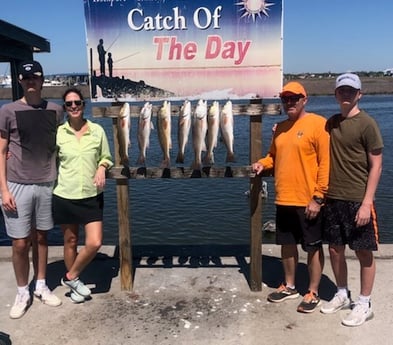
[0,77,392,100]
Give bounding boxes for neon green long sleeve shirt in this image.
[53,120,113,199]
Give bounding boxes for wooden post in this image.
[116,178,132,290]
[249,113,263,291]
[112,117,132,290]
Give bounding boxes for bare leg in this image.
[12,237,31,287]
[62,224,79,272]
[281,244,298,287]
[31,229,48,281]
[356,250,375,296]
[63,222,102,279]
[307,247,324,293]
[328,244,347,287]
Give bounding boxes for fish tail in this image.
[192,159,202,171]
[121,165,131,178]
[160,158,170,169]
[136,154,145,166]
[225,152,236,163]
[203,152,214,165]
[176,152,184,164]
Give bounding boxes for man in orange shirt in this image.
[252,81,329,313]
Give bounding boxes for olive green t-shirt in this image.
[326,110,383,202]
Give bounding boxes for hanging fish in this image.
[220,100,235,163]
[137,101,153,166]
[203,100,220,165]
[157,100,172,168]
[192,99,207,170]
[176,99,192,164]
[117,102,131,177]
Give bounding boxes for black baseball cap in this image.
[18,60,44,80]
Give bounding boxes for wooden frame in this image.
[92,101,280,291]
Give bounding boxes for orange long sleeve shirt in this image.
[258,113,329,207]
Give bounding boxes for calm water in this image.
[0,94,392,245]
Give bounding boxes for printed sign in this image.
[83,0,283,101]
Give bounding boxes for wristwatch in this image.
[312,195,325,205]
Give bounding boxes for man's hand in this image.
[1,190,17,212]
[355,204,371,227]
[252,162,264,175]
[305,199,321,220]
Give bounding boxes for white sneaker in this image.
[321,292,350,314]
[342,302,374,327]
[61,277,91,298]
[9,293,31,319]
[34,286,62,307]
[70,290,85,304]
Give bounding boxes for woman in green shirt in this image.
[53,87,113,303]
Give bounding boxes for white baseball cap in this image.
[335,73,361,90]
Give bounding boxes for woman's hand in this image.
[93,165,107,189]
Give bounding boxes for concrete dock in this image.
[0,244,392,345]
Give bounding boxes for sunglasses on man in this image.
[280,95,304,103]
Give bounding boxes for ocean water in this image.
[0,94,392,246]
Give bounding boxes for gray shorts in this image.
[1,181,54,239]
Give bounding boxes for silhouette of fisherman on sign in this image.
[107,52,113,78]
[97,38,106,76]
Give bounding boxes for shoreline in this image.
[292,76,393,96]
[0,77,392,100]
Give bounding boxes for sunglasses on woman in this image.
[64,100,84,107]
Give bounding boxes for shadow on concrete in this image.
[128,244,336,296]
[44,244,337,297]
[131,244,249,266]
[46,252,120,296]
[258,254,337,300]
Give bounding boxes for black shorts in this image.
[323,198,378,251]
[275,205,323,252]
[52,193,104,225]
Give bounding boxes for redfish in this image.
[117,102,131,177]
[220,100,235,163]
[203,100,220,165]
[176,99,192,164]
[137,101,153,166]
[192,99,207,170]
[157,100,172,168]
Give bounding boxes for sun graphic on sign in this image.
[236,0,274,21]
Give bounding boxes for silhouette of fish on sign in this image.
[117,102,131,177]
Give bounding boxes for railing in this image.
[92,100,280,291]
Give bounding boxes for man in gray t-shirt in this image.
[0,60,63,319]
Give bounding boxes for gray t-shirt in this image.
[0,99,63,183]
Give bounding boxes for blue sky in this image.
[1,0,393,75]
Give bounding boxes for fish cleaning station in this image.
[92,100,280,292]
[85,0,284,292]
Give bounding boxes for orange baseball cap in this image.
[280,82,307,97]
